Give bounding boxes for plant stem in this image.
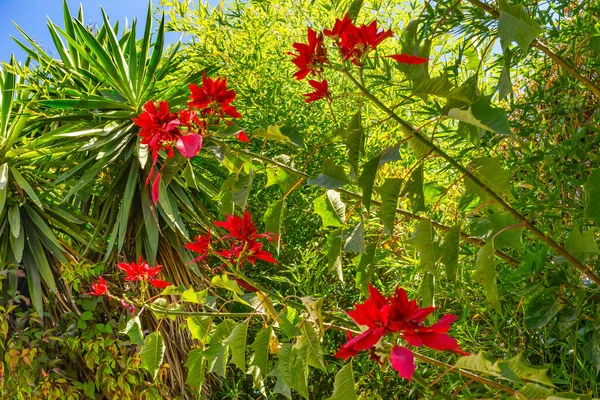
[147,308,258,318]
[342,70,600,286]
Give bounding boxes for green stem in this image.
[147,307,258,318]
[342,69,600,286]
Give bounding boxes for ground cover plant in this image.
[1,0,600,398]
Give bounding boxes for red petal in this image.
[387,53,429,65]
[389,346,416,381]
[236,131,249,143]
[152,173,161,204]
[176,133,202,158]
[150,279,171,288]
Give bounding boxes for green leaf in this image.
[402,164,425,212]
[313,191,344,227]
[9,222,24,263]
[420,271,434,308]
[0,185,6,216]
[471,212,523,250]
[24,225,58,294]
[211,274,244,295]
[219,171,254,213]
[465,157,514,203]
[355,242,377,296]
[441,225,461,281]
[328,362,357,400]
[308,159,348,189]
[295,322,326,371]
[118,162,138,252]
[204,343,229,378]
[585,169,600,227]
[525,287,560,329]
[141,188,159,264]
[455,352,497,376]
[182,288,206,304]
[564,225,600,263]
[264,199,284,253]
[223,321,248,373]
[448,96,511,136]
[551,306,580,340]
[276,344,309,399]
[325,229,344,282]
[413,74,454,98]
[8,204,20,238]
[474,242,501,311]
[498,0,542,52]
[358,146,401,212]
[187,316,212,345]
[140,331,165,381]
[250,326,272,378]
[583,329,600,375]
[10,167,42,208]
[22,249,43,317]
[516,383,554,400]
[120,316,144,346]
[345,112,364,178]
[252,125,293,144]
[266,165,297,193]
[185,348,205,395]
[497,353,553,386]
[346,0,363,20]
[0,163,9,190]
[344,222,366,253]
[407,220,438,274]
[376,178,401,235]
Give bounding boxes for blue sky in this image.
[0,0,169,62]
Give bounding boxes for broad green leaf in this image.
[270,369,292,399]
[525,287,560,329]
[347,0,363,20]
[118,162,138,252]
[590,23,600,55]
[407,220,437,274]
[328,362,357,400]
[470,212,523,250]
[187,316,212,345]
[313,193,343,227]
[564,225,600,263]
[0,186,6,216]
[252,125,293,144]
[141,189,159,264]
[219,171,254,213]
[308,159,348,189]
[211,274,244,295]
[120,316,144,346]
[402,164,425,212]
[325,229,343,282]
[496,353,553,386]
[24,225,58,294]
[185,348,205,395]
[300,296,325,334]
[420,271,434,307]
[441,225,461,281]
[376,178,401,235]
[22,248,43,317]
[551,306,580,340]
[355,242,377,296]
[584,169,600,227]
[548,393,595,400]
[276,344,309,399]
[204,343,229,378]
[250,326,271,377]
[295,322,326,371]
[413,74,454,98]
[345,111,364,177]
[498,0,542,52]
[140,331,165,381]
[344,222,366,253]
[583,329,600,374]
[9,222,24,263]
[182,288,206,304]
[455,352,497,376]
[358,146,401,212]
[516,383,554,400]
[264,199,284,253]
[266,165,297,193]
[465,157,514,203]
[448,96,511,136]
[474,242,501,311]
[223,321,248,373]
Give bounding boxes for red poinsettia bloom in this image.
[335,284,466,380]
[288,27,328,80]
[116,256,171,288]
[89,276,108,296]
[303,79,331,103]
[185,231,212,263]
[387,53,429,65]
[189,73,242,120]
[325,17,393,66]
[215,210,276,243]
[216,239,277,266]
[134,101,181,160]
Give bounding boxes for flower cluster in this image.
[133,73,243,203]
[335,284,466,381]
[288,14,429,103]
[185,210,277,268]
[89,257,171,299]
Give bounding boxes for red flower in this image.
[236,130,249,143]
[387,54,429,65]
[189,73,242,120]
[324,17,393,66]
[89,276,108,296]
[215,210,276,243]
[288,27,328,80]
[116,256,171,288]
[335,284,466,380]
[185,231,212,263]
[303,79,331,103]
[134,101,181,161]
